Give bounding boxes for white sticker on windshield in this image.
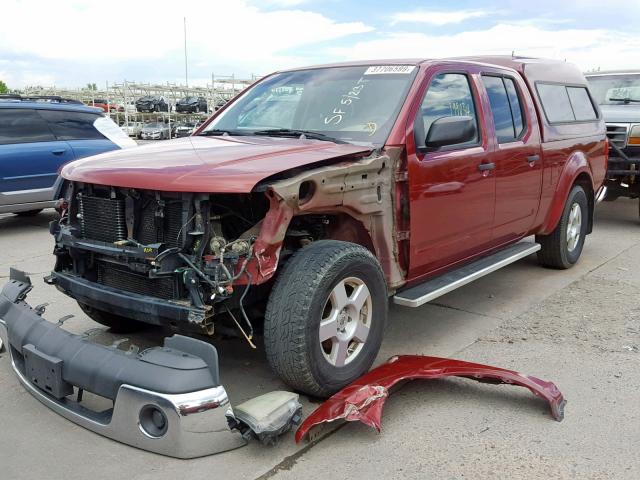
[93,116,137,149]
[364,65,415,75]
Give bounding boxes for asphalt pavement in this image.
[0,199,638,480]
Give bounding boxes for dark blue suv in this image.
[0,97,136,215]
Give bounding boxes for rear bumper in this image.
[0,269,245,458]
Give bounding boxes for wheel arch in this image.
[539,151,595,235]
[248,149,406,290]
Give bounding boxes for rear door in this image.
[0,108,74,206]
[481,72,543,242]
[38,109,121,158]
[407,66,496,279]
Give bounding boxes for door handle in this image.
[478,162,495,171]
[51,149,67,155]
[527,154,540,163]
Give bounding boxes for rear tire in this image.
[536,185,588,269]
[77,302,148,333]
[264,240,387,397]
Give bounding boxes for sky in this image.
[1,0,639,89]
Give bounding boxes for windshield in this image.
[586,74,640,104]
[145,122,163,128]
[203,65,418,145]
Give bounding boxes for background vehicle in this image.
[586,71,640,207]
[50,57,606,397]
[89,99,117,112]
[176,96,208,113]
[213,99,228,111]
[120,121,143,138]
[140,121,170,139]
[117,101,137,114]
[175,121,196,137]
[135,95,169,113]
[0,97,135,215]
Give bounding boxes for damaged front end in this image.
[296,355,566,443]
[49,181,274,336]
[0,269,300,457]
[48,148,403,338]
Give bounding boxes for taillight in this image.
[628,125,640,145]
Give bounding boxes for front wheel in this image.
[536,185,588,269]
[264,240,387,397]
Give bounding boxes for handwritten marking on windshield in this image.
[324,76,369,126]
[365,122,377,136]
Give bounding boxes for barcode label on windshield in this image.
[364,65,415,75]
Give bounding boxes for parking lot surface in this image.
[0,200,638,480]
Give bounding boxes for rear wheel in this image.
[77,302,148,333]
[536,185,588,269]
[264,240,387,397]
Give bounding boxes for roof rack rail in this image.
[0,94,84,104]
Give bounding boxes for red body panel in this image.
[295,355,566,442]
[535,138,607,234]
[61,136,371,193]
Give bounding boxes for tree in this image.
[86,83,97,91]
[0,80,8,94]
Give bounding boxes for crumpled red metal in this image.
[295,355,566,443]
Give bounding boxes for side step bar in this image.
[394,242,541,308]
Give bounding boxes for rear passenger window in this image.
[482,75,526,143]
[38,110,106,140]
[537,83,598,123]
[567,87,597,121]
[0,109,56,145]
[415,73,479,148]
[504,78,525,136]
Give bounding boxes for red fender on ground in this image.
[295,355,566,443]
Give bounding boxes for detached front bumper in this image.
[0,269,246,458]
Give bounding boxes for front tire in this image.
[536,185,588,269]
[77,302,148,333]
[264,240,387,397]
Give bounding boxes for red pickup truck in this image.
[2,57,607,409]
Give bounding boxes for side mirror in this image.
[421,116,476,152]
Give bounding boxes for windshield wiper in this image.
[252,128,347,144]
[608,97,640,104]
[197,129,250,136]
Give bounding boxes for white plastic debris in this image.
[227,391,302,445]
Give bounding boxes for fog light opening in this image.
[139,405,168,438]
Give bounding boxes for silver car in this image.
[140,122,170,140]
[120,122,143,138]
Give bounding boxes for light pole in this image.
[184,17,188,87]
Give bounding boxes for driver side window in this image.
[415,73,479,149]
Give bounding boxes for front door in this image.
[407,68,496,280]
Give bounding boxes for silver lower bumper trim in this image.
[0,320,246,458]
